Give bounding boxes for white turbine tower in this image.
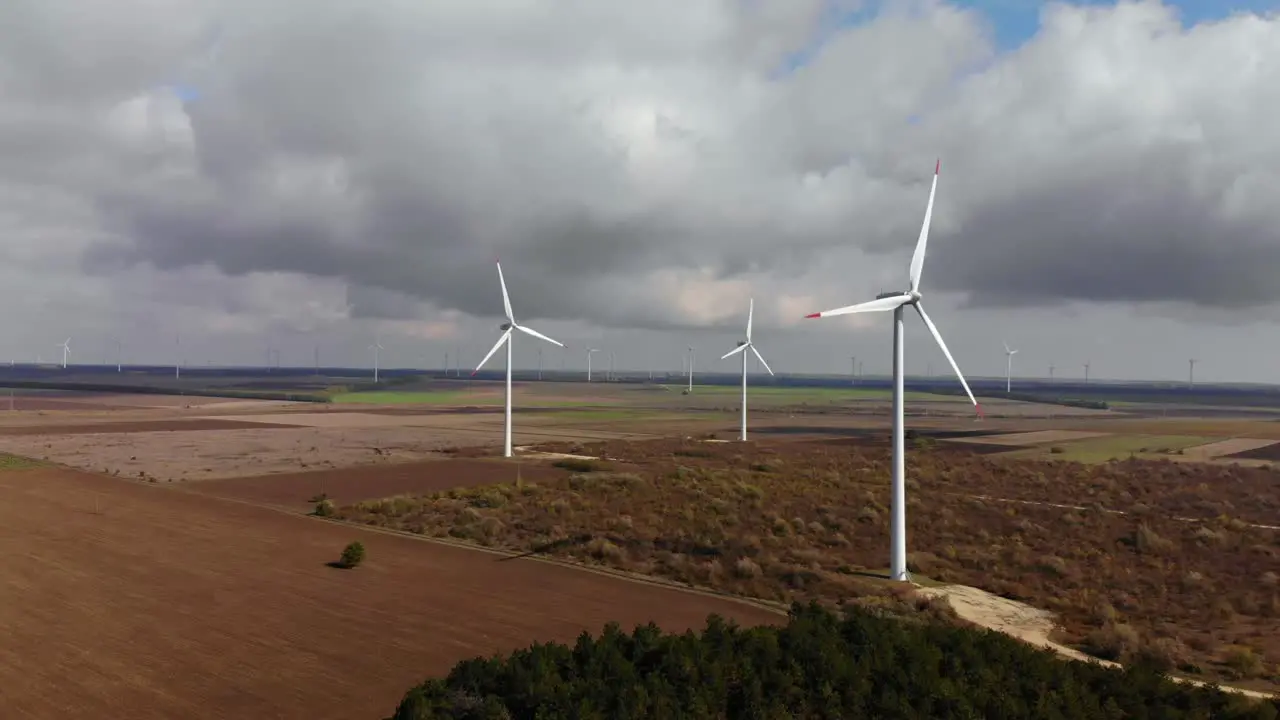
[1003,341,1018,393]
[370,337,384,383]
[58,338,70,369]
[720,299,774,441]
[804,159,981,582]
[473,259,565,458]
[586,348,600,382]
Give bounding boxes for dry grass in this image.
[334,438,1280,689]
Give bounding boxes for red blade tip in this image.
[975,403,984,418]
[935,158,940,175]
[471,370,479,377]
[804,312,821,319]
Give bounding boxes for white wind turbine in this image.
[804,159,981,582]
[370,337,384,383]
[58,338,70,369]
[473,259,565,458]
[720,298,774,441]
[1003,341,1018,393]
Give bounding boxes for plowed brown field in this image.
[0,467,779,719]
[190,458,567,510]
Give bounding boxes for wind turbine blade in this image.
[1002,341,1010,354]
[908,159,940,293]
[805,294,910,318]
[746,298,754,343]
[513,323,564,348]
[720,343,748,360]
[472,330,510,375]
[750,345,774,376]
[496,261,514,323]
[914,303,982,416]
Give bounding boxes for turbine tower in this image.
[370,337,384,383]
[58,338,70,369]
[1188,358,1197,388]
[473,259,565,457]
[804,159,981,583]
[586,348,600,382]
[686,346,695,393]
[720,299,774,441]
[1003,341,1018,393]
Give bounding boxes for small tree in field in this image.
[339,541,366,569]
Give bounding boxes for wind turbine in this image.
[586,348,600,382]
[58,338,70,369]
[473,259,565,458]
[370,337,384,383]
[721,298,774,441]
[687,346,695,393]
[114,338,123,372]
[803,159,981,583]
[1003,341,1018,393]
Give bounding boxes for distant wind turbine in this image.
[687,346,695,393]
[472,259,565,457]
[1003,341,1018,393]
[58,338,70,369]
[720,299,774,441]
[370,337,384,383]
[586,348,600,382]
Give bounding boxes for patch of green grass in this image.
[529,408,703,422]
[331,390,502,405]
[0,453,44,470]
[1011,435,1212,463]
[676,385,950,403]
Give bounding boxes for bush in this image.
[314,499,336,517]
[388,602,1280,719]
[339,541,365,569]
[553,458,602,473]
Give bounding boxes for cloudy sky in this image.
[1,0,1278,383]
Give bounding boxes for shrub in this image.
[339,541,366,569]
[314,499,336,517]
[1224,646,1265,679]
[552,458,602,473]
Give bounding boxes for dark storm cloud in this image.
[932,155,1280,308]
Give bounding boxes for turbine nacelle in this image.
[499,322,513,331]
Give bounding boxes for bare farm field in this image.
[191,457,568,510]
[0,464,779,720]
[335,437,1280,692]
[0,407,664,482]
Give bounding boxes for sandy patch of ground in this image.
[1180,437,1279,460]
[0,419,299,437]
[917,584,1274,700]
[953,429,1111,446]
